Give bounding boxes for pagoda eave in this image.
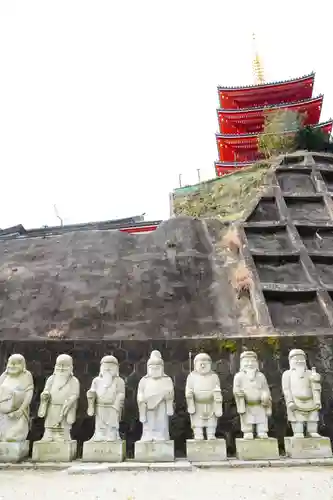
[217,72,315,92]
[216,120,333,140]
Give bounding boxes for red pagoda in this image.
[215,72,333,176]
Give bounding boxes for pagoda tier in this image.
[216,121,333,164]
[218,73,315,110]
[217,96,323,135]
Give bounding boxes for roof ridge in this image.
[217,72,315,91]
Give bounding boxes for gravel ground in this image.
[1,468,333,499]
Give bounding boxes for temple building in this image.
[215,72,333,176]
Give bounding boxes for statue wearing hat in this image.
[233,351,272,439]
[86,355,125,442]
[282,349,322,438]
[185,353,223,440]
[137,350,174,441]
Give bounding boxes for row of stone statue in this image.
[0,348,330,462]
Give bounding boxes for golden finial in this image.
[252,32,265,85]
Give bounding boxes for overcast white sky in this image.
[0,0,331,228]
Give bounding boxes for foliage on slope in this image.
[173,162,271,221]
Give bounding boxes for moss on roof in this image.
[172,162,272,221]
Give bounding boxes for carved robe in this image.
[137,375,174,441]
[0,371,33,442]
[233,371,271,426]
[89,376,125,441]
[39,374,80,438]
[282,369,319,422]
[185,371,222,428]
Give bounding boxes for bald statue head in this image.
[6,354,26,377]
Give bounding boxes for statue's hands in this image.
[234,390,244,397]
[287,402,297,411]
[215,409,223,418]
[87,407,95,417]
[9,408,23,419]
[41,391,50,402]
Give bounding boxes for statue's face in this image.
[6,356,23,376]
[195,359,211,375]
[101,362,118,377]
[290,354,306,370]
[55,359,72,374]
[242,358,258,371]
[148,363,163,379]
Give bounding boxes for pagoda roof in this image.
[217,95,323,115]
[217,72,315,92]
[216,120,333,139]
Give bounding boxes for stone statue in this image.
[0,354,34,442]
[282,348,321,438]
[137,350,174,441]
[185,353,223,440]
[38,354,80,442]
[233,351,272,439]
[87,355,125,441]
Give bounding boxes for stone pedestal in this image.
[32,440,77,462]
[82,440,125,462]
[134,440,174,462]
[0,441,29,463]
[284,437,332,459]
[236,438,279,460]
[186,439,227,462]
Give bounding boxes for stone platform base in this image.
[186,439,227,462]
[284,436,332,459]
[82,440,125,462]
[134,440,174,462]
[0,441,29,463]
[236,438,279,460]
[32,440,77,462]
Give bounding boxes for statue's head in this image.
[100,355,119,377]
[194,353,212,375]
[240,351,259,372]
[289,349,307,371]
[6,354,26,377]
[54,354,73,376]
[147,350,164,379]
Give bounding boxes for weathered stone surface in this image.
[32,440,77,462]
[82,440,125,462]
[0,441,29,462]
[0,217,240,340]
[186,439,227,461]
[134,440,174,462]
[284,437,332,459]
[236,438,279,460]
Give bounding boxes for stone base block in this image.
[284,437,332,459]
[134,440,174,462]
[236,438,279,460]
[32,440,77,462]
[82,440,125,462]
[186,439,227,462]
[0,441,29,463]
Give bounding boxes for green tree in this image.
[295,126,333,153]
[258,109,303,158]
